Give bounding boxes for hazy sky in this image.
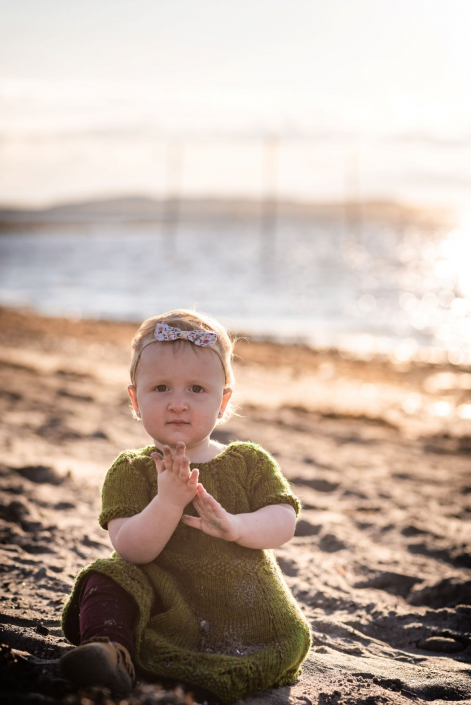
[2,0,471,135]
[1,1,471,205]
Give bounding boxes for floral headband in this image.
[132,322,229,386]
[154,322,217,347]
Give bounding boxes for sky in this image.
[1,0,471,206]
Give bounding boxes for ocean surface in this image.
[1,218,470,363]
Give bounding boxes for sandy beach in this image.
[0,306,470,704]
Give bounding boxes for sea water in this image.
[0,217,470,363]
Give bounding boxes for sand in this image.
[0,307,470,705]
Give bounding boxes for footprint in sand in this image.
[417,636,465,653]
[0,500,30,523]
[277,557,299,577]
[401,524,427,537]
[318,533,347,552]
[292,477,339,493]
[21,542,56,555]
[354,571,422,598]
[409,577,471,609]
[295,519,322,537]
[12,464,64,485]
[407,540,471,569]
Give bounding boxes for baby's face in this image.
[128,342,230,453]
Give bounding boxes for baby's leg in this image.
[60,572,138,694]
[79,572,137,658]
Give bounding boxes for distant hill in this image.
[0,195,451,229]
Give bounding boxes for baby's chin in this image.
[152,430,204,449]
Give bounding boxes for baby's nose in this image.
[168,394,188,412]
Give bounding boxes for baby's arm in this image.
[182,486,296,549]
[109,443,199,564]
[231,503,296,549]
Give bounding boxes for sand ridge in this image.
[0,307,470,704]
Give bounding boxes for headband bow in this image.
[154,322,217,347]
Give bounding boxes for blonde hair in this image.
[130,309,236,424]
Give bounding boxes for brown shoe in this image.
[60,636,135,694]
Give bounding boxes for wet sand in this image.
[0,307,470,704]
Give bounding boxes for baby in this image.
[60,309,311,704]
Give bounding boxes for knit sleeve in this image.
[98,451,152,530]
[246,444,302,516]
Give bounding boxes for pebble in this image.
[34,567,47,580]
[418,636,464,653]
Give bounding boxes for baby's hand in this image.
[182,485,241,541]
[151,443,199,511]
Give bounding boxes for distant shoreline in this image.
[0,195,453,230]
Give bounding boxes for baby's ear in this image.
[127,384,138,412]
[220,387,233,413]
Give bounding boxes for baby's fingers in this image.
[151,452,165,474]
[178,454,191,480]
[172,442,187,474]
[193,493,221,521]
[162,445,174,472]
[187,468,199,486]
[196,487,220,510]
[182,514,203,530]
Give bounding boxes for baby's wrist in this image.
[153,493,185,515]
[229,513,244,543]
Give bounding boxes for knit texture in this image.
[61,441,311,704]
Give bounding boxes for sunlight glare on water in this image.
[0,216,470,364]
[429,212,471,363]
[440,212,471,300]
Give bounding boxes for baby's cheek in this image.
[199,412,217,427]
[196,401,219,417]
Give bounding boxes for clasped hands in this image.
[151,442,241,542]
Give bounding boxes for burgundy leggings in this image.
[79,572,138,658]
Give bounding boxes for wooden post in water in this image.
[260,136,279,261]
[162,141,184,253]
[343,149,362,248]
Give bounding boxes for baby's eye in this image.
[154,385,169,392]
[190,385,204,393]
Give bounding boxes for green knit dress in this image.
[61,441,311,704]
